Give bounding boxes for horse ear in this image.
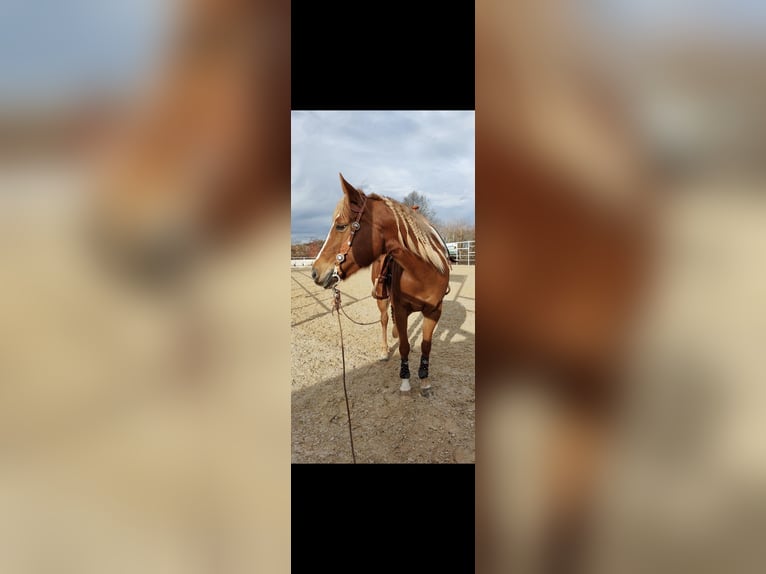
[339,173,364,205]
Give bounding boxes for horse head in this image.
[311,174,383,288]
[84,0,288,286]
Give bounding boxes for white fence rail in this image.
[291,258,315,267]
[446,240,475,265]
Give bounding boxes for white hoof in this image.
[379,351,389,361]
[399,379,411,392]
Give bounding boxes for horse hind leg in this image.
[377,297,390,361]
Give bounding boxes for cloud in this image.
[0,0,170,104]
[291,111,475,243]
[591,0,766,41]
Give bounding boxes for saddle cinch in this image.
[371,254,393,300]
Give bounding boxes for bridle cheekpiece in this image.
[332,193,367,284]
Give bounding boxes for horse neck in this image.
[370,198,448,280]
[380,229,445,281]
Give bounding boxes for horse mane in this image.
[332,196,352,223]
[368,193,450,274]
[334,184,370,222]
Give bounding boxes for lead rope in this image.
[332,285,356,464]
[339,304,380,326]
[340,255,392,326]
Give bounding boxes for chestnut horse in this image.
[79,0,288,387]
[369,205,456,363]
[86,0,288,282]
[312,174,452,393]
[476,2,656,572]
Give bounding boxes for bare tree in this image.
[402,191,439,223]
[440,219,475,242]
[291,238,325,258]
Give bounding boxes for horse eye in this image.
[335,224,348,232]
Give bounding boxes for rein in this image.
[371,253,393,301]
[332,285,356,464]
[329,193,368,464]
[339,302,380,326]
[337,253,391,326]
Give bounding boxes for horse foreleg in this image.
[390,303,398,339]
[418,307,442,392]
[393,306,411,392]
[377,297,390,361]
[540,405,607,574]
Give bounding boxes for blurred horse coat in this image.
[87,0,288,279]
[477,2,656,572]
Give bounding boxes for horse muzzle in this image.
[86,215,201,288]
[313,267,339,289]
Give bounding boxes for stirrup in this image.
[371,286,389,300]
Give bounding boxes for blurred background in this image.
[0,0,289,572]
[7,0,766,570]
[477,1,766,572]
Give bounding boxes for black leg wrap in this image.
[418,357,429,379]
[400,359,410,379]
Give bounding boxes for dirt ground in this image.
[482,178,766,573]
[0,161,290,572]
[291,264,475,463]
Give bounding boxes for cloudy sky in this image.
[0,1,763,106]
[594,0,766,36]
[291,111,475,243]
[0,0,169,106]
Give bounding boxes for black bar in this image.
[292,1,474,110]
[291,463,475,571]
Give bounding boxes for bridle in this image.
[332,193,368,284]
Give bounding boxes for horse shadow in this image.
[386,293,473,355]
[292,299,475,464]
